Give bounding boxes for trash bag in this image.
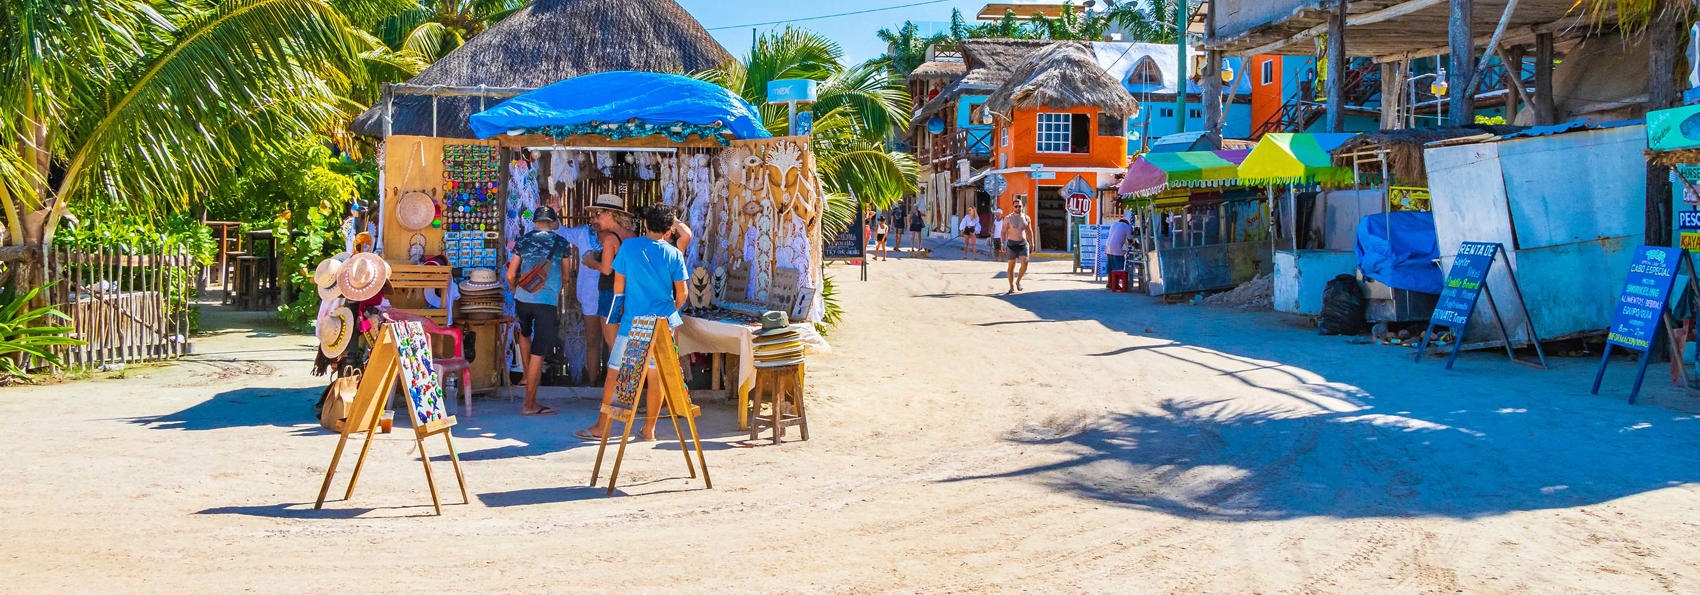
[1319,274,1367,335]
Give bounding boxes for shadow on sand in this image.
[939,284,1700,521]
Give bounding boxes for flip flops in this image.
[522,405,557,417]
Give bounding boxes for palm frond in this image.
[400,21,462,62]
[816,60,912,140]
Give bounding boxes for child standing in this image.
[874,217,890,261]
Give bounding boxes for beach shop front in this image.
[1118,149,1270,296]
[1238,133,1364,316]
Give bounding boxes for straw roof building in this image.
[910,39,1052,127]
[352,0,732,138]
[985,42,1139,120]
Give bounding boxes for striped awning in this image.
[1239,133,1357,186]
[1118,149,1251,197]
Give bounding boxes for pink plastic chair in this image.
[383,311,475,417]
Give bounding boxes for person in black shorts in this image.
[505,206,572,416]
[1000,202,1032,293]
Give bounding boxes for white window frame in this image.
[1035,112,1074,154]
[1260,60,1274,86]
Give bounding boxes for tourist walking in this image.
[889,200,909,252]
[959,206,980,259]
[990,208,1005,260]
[505,206,573,416]
[874,217,889,261]
[579,204,690,442]
[907,201,926,252]
[1001,202,1032,293]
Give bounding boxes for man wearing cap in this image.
[579,204,689,442]
[505,205,572,416]
[1105,212,1134,283]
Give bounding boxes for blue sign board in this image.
[1429,241,1500,328]
[766,79,818,103]
[1606,246,1683,352]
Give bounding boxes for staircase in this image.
[1252,57,1380,138]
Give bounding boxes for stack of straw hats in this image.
[457,268,505,320]
[751,311,804,369]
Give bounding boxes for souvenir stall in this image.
[457,71,829,426]
[1117,149,1268,296]
[1238,133,1362,315]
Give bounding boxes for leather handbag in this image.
[318,369,361,432]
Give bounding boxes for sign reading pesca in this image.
[1606,246,1683,352]
[1429,241,1499,328]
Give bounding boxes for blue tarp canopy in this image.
[467,71,771,141]
[1355,212,1443,295]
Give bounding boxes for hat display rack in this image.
[442,144,502,280]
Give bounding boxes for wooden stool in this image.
[747,363,809,444]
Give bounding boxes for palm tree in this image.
[0,0,363,290]
[875,21,949,78]
[371,0,529,63]
[1100,0,1189,44]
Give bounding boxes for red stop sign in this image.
[1065,194,1091,218]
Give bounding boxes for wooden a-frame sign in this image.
[1415,241,1548,370]
[1592,246,1700,404]
[315,321,469,515]
[590,316,712,496]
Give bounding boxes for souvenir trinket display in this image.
[442,144,503,277]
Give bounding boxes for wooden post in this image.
[1380,60,1405,130]
[1534,33,1555,125]
[1448,0,1475,126]
[1646,16,1685,248]
[1203,50,1223,144]
[1174,0,1188,135]
[1504,45,1525,122]
[1324,0,1347,132]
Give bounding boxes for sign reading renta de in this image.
[1429,241,1499,327]
[1606,246,1683,351]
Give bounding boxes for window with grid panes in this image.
[1035,113,1074,153]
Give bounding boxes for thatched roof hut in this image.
[911,39,1051,127]
[908,60,966,83]
[351,0,732,138]
[985,42,1139,120]
[1330,126,1522,186]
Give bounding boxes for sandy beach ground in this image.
[6,236,1700,593]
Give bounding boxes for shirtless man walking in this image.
[1001,201,1032,293]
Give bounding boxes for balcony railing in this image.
[955,127,994,159]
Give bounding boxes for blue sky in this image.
[675,0,994,65]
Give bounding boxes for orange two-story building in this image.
[983,41,1139,252]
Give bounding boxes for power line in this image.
[704,0,955,31]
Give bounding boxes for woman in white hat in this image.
[582,194,634,355]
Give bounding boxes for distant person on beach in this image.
[889,200,909,252]
[1001,202,1031,293]
[874,217,889,261]
[959,206,979,260]
[990,208,1005,260]
[908,203,926,252]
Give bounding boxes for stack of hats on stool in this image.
[456,268,505,320]
[751,311,804,368]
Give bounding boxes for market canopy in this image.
[1238,133,1357,186]
[467,71,771,142]
[1119,149,1250,197]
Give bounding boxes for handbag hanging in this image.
[318,367,362,432]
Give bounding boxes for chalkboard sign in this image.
[825,217,866,259]
[1606,246,1683,352]
[1429,241,1499,328]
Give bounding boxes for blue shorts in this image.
[596,290,624,321]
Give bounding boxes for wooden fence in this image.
[45,246,196,368]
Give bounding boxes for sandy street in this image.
[6,237,1700,593]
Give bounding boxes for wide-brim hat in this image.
[338,253,390,302]
[754,310,792,337]
[396,191,436,231]
[313,257,344,289]
[587,193,629,213]
[317,306,355,359]
[754,357,804,369]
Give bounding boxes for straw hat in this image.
[317,306,355,359]
[396,190,436,231]
[313,256,345,300]
[338,253,390,301]
[457,268,504,292]
[587,193,629,214]
[753,310,794,337]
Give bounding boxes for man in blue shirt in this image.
[577,204,688,441]
[505,206,571,417]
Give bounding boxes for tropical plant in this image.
[370,0,529,63]
[0,282,82,384]
[0,0,365,296]
[875,21,950,76]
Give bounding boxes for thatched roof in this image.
[1331,126,1522,186]
[908,60,966,82]
[351,0,732,138]
[911,39,1051,127]
[985,42,1139,119]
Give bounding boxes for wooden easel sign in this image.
[315,321,469,515]
[1592,246,1700,404]
[590,316,712,496]
[1414,241,1548,369]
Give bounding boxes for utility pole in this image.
[1447,0,1475,126]
[1174,0,1188,135]
[1324,0,1346,132]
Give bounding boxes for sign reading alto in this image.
[1062,175,1095,218]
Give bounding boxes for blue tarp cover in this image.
[1355,212,1442,294]
[468,71,771,140]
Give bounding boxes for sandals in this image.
[522,405,557,417]
[574,428,604,441]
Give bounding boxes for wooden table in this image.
[676,316,828,429]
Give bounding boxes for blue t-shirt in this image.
[512,230,570,305]
[612,236,687,335]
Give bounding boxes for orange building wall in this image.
[1249,56,1284,134]
[991,106,1128,231]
